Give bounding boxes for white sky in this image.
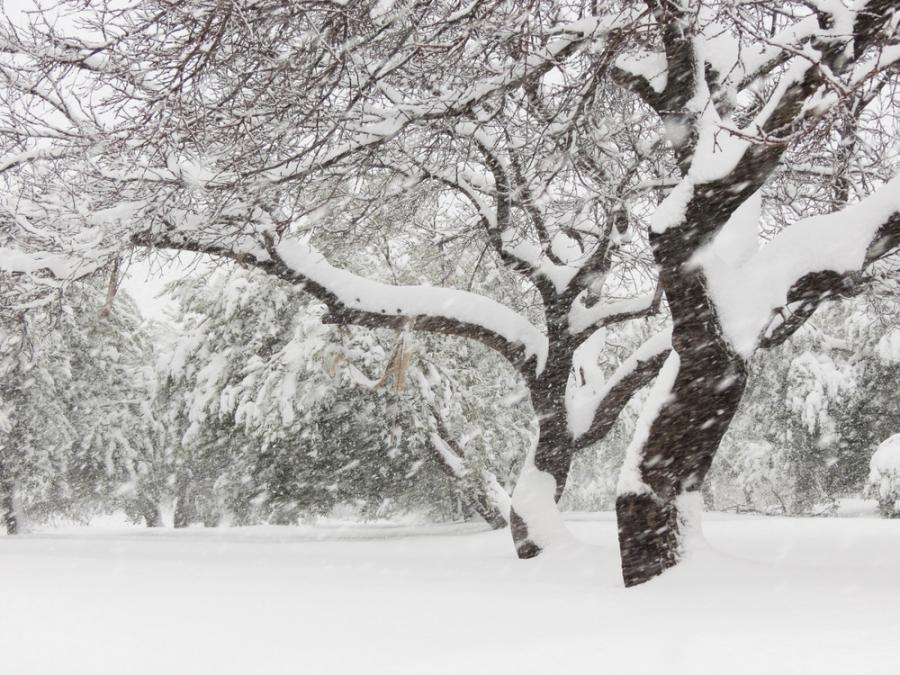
[120,252,208,322]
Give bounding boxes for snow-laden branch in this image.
[611,0,700,170]
[272,238,547,372]
[744,17,823,79]
[134,229,548,377]
[567,286,663,336]
[0,147,72,175]
[234,13,625,187]
[0,247,78,279]
[648,0,898,265]
[568,328,672,446]
[702,174,900,356]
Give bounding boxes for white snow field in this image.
[2,512,899,675]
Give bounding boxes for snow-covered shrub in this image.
[0,277,156,530]
[869,435,900,518]
[711,301,900,514]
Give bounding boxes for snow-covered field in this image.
[2,512,899,675]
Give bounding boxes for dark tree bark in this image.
[143,503,164,528]
[616,325,748,585]
[615,208,751,586]
[2,477,18,535]
[510,344,576,557]
[173,478,192,529]
[512,334,670,558]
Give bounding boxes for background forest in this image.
[2,259,897,532]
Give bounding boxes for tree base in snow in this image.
[143,508,164,528]
[509,509,541,559]
[2,491,17,535]
[877,500,899,519]
[616,492,679,587]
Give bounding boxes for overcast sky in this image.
[120,253,208,322]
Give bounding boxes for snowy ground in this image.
[2,511,899,675]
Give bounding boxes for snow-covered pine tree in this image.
[156,264,529,527]
[0,275,155,532]
[710,298,900,515]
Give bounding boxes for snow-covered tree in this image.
[709,298,900,515]
[0,276,154,532]
[869,433,900,517]
[608,1,900,584]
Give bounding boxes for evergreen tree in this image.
[157,266,530,526]
[711,299,900,515]
[0,277,154,532]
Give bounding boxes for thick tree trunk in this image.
[510,344,575,557]
[616,346,746,585]
[616,239,749,584]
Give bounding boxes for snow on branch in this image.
[610,0,700,169]
[272,238,547,371]
[637,1,898,245]
[135,228,548,377]
[429,409,510,528]
[567,285,663,336]
[569,328,672,446]
[703,174,900,356]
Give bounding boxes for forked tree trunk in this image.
[510,335,670,558]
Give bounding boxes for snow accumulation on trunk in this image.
[510,443,575,551]
[274,238,548,373]
[616,349,681,497]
